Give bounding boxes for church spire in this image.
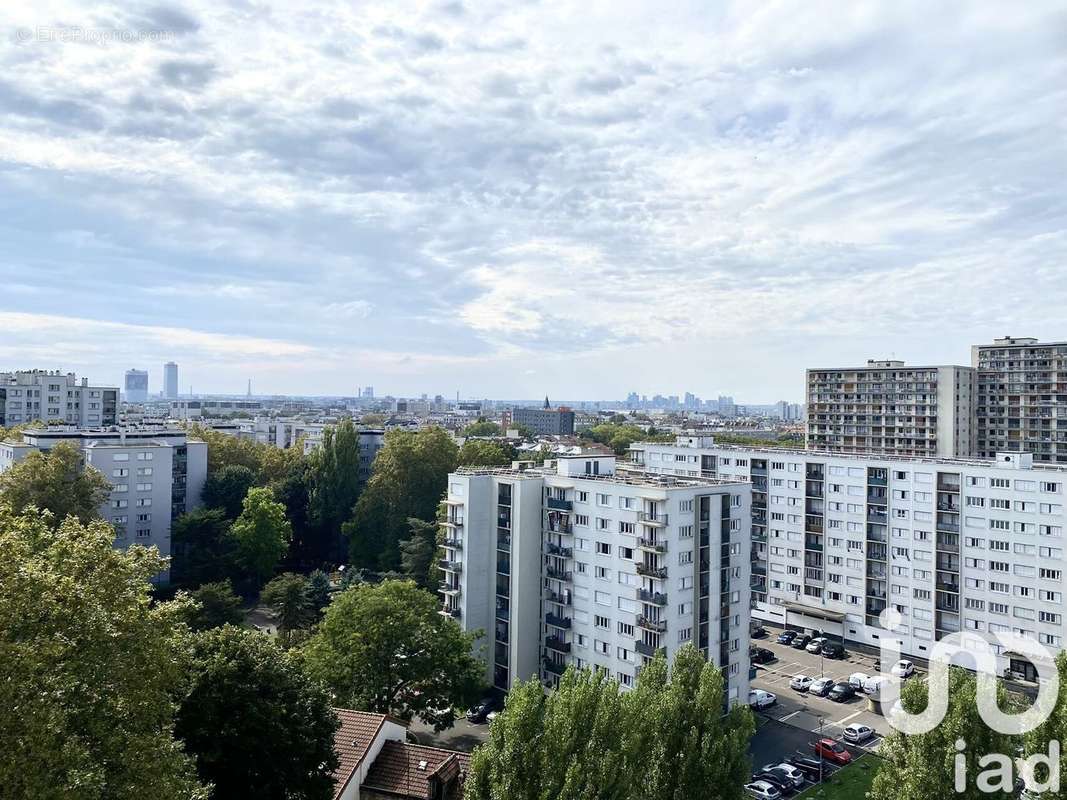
[544,394,550,409]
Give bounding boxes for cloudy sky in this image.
[2,2,1065,401]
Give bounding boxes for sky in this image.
[2,1,1065,402]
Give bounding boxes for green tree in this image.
[457,439,514,467]
[274,456,316,567]
[306,569,333,617]
[464,646,754,800]
[261,572,314,646]
[302,580,483,728]
[463,419,502,437]
[176,626,340,800]
[0,505,207,800]
[346,427,458,570]
[307,419,362,564]
[360,412,387,427]
[231,487,292,586]
[203,463,258,519]
[0,440,111,525]
[187,423,266,475]
[184,580,245,631]
[1025,651,1067,799]
[399,516,439,588]
[171,507,238,588]
[870,666,1018,800]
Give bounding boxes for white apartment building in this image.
[223,418,385,482]
[0,370,118,427]
[633,436,1067,680]
[0,427,208,584]
[807,361,975,458]
[440,454,752,706]
[168,399,263,419]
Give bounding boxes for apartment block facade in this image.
[806,361,975,458]
[511,406,576,436]
[0,427,208,584]
[973,336,1067,463]
[439,455,752,705]
[0,370,118,428]
[633,436,1067,680]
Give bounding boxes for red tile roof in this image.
[331,709,389,799]
[362,740,471,800]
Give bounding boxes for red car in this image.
[812,738,852,765]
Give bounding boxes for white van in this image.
[848,672,870,689]
[864,676,887,697]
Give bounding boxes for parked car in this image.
[790,674,814,692]
[864,676,887,697]
[828,682,856,702]
[777,630,798,645]
[751,625,768,639]
[848,672,871,689]
[809,677,835,697]
[759,764,805,790]
[821,641,846,659]
[891,659,915,678]
[786,754,827,781]
[750,647,776,665]
[812,737,853,765]
[791,634,812,650]
[806,637,828,654]
[750,768,797,796]
[843,723,875,744]
[466,697,499,723]
[749,689,778,709]
[745,780,783,799]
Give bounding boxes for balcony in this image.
[635,640,661,657]
[542,658,567,676]
[637,511,669,527]
[546,543,574,558]
[443,537,463,549]
[547,497,573,511]
[637,615,667,633]
[439,607,461,620]
[545,567,573,582]
[545,590,572,606]
[440,583,461,596]
[545,637,572,654]
[636,564,668,579]
[637,537,668,554]
[441,516,464,528]
[638,589,668,606]
[438,559,462,573]
[545,613,572,629]
[546,520,574,534]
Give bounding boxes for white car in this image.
[848,672,870,689]
[843,723,875,743]
[891,659,915,678]
[790,674,814,691]
[749,689,778,709]
[806,636,828,654]
[864,676,887,697]
[761,763,805,788]
[744,781,783,799]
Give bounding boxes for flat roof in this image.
[453,465,747,488]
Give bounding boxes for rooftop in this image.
[454,463,747,488]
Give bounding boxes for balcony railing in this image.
[545,613,572,629]
[637,511,669,526]
[637,537,668,553]
[546,520,574,534]
[637,615,667,633]
[545,567,573,582]
[638,589,668,605]
[635,640,661,657]
[443,537,463,549]
[439,583,461,596]
[545,590,572,606]
[546,543,574,558]
[438,559,462,573]
[547,497,573,511]
[636,564,668,579]
[545,637,572,653]
[542,658,567,676]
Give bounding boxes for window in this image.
[594,615,610,629]
[575,514,589,526]
[596,541,611,555]
[112,468,128,477]
[678,550,693,565]
[596,493,610,506]
[619,521,635,535]
[597,518,609,530]
[136,483,152,492]
[618,622,634,637]
[1040,568,1062,581]
[113,453,129,462]
[136,452,153,461]
[595,566,609,580]
[576,491,588,503]
[138,467,153,476]
[619,546,633,560]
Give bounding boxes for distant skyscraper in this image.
[124,369,148,403]
[164,362,178,400]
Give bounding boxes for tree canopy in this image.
[345,427,458,570]
[462,419,502,437]
[302,579,483,729]
[176,626,340,800]
[0,505,206,800]
[261,572,315,646]
[230,487,292,586]
[202,463,258,519]
[183,580,245,631]
[464,646,754,800]
[457,439,515,468]
[0,441,111,525]
[306,418,362,565]
[171,507,237,589]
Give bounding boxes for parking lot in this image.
[748,629,919,754]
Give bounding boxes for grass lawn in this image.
[795,754,879,800]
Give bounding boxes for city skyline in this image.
[3,2,1065,399]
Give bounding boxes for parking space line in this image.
[779,710,804,723]
[829,710,864,727]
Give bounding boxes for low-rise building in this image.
[439,454,751,705]
[169,399,263,419]
[0,427,207,584]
